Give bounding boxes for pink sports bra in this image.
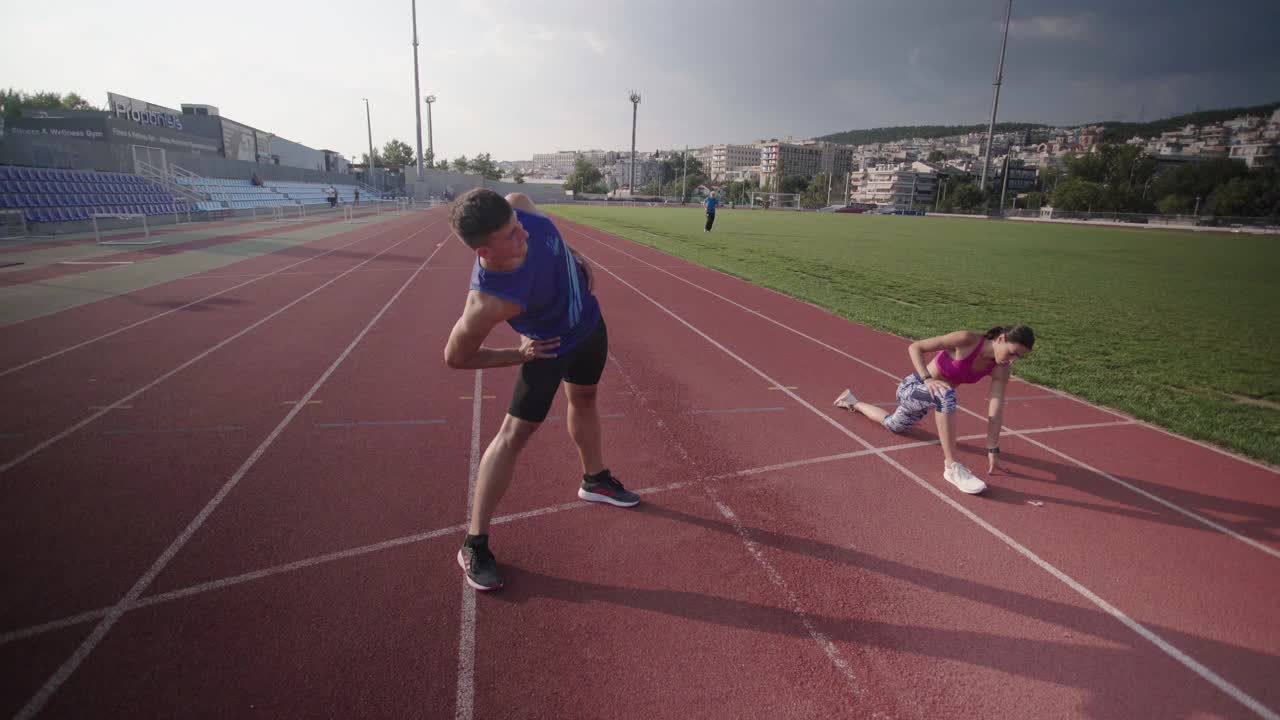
[935,337,994,385]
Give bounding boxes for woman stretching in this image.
[834,324,1035,495]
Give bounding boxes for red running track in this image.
[0,207,1276,719]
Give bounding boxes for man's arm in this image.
[505,192,539,214]
[444,291,559,369]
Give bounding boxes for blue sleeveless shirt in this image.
[469,208,601,355]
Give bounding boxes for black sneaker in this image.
[457,539,503,591]
[578,470,640,507]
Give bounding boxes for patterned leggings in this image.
[883,373,956,433]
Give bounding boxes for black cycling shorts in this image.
[509,317,608,423]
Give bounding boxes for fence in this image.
[1005,208,1280,232]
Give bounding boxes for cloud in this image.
[583,30,608,54]
[1007,14,1096,41]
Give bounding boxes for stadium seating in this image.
[0,166,384,224]
[173,177,289,210]
[0,165,191,224]
[265,180,381,206]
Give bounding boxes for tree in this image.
[512,169,526,184]
[1156,194,1193,215]
[1050,177,1104,212]
[927,150,946,163]
[1207,177,1252,217]
[452,156,470,173]
[381,139,415,171]
[360,149,383,167]
[779,174,809,195]
[948,182,987,213]
[562,157,606,194]
[800,174,835,208]
[467,152,503,181]
[1,88,100,119]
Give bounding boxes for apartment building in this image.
[710,144,762,180]
[848,162,938,210]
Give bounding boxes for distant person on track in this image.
[833,324,1036,495]
[704,193,718,232]
[444,188,639,591]
[354,188,360,206]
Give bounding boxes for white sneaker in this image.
[944,463,987,495]
[833,389,858,410]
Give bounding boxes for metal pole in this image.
[363,98,376,190]
[999,155,1011,215]
[980,0,1014,193]
[411,0,424,181]
[629,92,640,196]
[681,145,688,203]
[424,96,436,167]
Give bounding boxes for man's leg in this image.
[468,414,540,535]
[706,211,715,231]
[564,381,604,476]
[460,414,539,591]
[561,319,638,507]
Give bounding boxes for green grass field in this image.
[550,205,1280,466]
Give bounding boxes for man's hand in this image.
[519,335,560,362]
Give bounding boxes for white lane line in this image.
[57,261,135,266]
[1014,432,1280,560]
[573,235,1280,720]
[1,211,431,377]
[689,407,787,415]
[605,350,872,704]
[542,412,624,421]
[0,218,445,477]
[102,426,244,436]
[565,224,1280,555]
[0,419,1138,650]
[314,419,446,428]
[455,370,483,720]
[13,227,450,720]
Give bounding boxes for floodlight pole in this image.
[999,154,1011,215]
[682,145,688,203]
[411,0,424,180]
[424,95,436,166]
[629,92,641,195]
[363,98,376,189]
[980,0,1014,194]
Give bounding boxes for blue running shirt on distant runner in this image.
[469,208,601,355]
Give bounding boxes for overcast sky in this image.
[4,0,1278,162]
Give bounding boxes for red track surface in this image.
[1,208,1276,719]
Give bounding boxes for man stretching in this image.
[444,189,639,590]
